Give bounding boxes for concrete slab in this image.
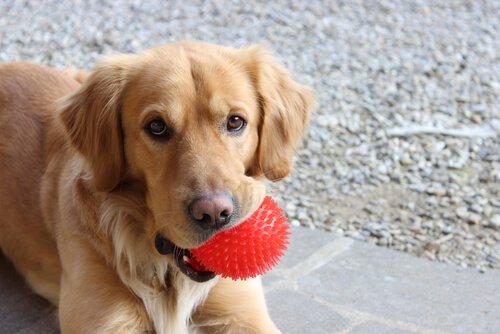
[348,321,417,334]
[266,289,349,334]
[263,226,500,334]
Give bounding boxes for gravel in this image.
[1,0,499,271]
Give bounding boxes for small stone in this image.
[483,206,493,217]
[344,230,364,241]
[449,196,462,205]
[426,187,447,196]
[423,242,441,252]
[467,213,481,225]
[455,207,469,219]
[285,202,297,213]
[407,202,416,211]
[409,221,423,234]
[430,141,446,153]
[408,184,426,193]
[489,215,500,228]
[485,255,499,265]
[400,154,413,165]
[326,116,339,129]
[470,204,483,214]
[332,228,344,237]
[426,196,439,208]
[471,114,482,123]
[297,208,309,220]
[377,164,388,175]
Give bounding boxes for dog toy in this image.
[190,196,290,280]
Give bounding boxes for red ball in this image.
[190,196,290,280]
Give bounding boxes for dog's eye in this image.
[226,115,246,133]
[146,119,170,138]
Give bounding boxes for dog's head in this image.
[59,42,313,263]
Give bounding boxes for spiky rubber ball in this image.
[190,196,290,280]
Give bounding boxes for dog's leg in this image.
[194,277,280,334]
[0,213,61,304]
[57,236,151,333]
[1,242,61,305]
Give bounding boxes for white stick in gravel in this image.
[386,121,499,138]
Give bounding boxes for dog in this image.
[0,41,314,333]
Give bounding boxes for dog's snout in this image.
[189,193,234,230]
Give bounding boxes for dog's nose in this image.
[189,193,234,230]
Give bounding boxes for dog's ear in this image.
[243,47,315,181]
[59,55,135,192]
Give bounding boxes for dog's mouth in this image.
[155,234,216,283]
[174,247,216,283]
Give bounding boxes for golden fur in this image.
[0,42,314,333]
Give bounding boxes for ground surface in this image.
[1,0,498,270]
[2,227,499,333]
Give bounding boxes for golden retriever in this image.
[0,41,314,333]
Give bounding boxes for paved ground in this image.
[264,227,500,334]
[1,226,499,333]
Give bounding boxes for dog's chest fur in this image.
[100,192,216,333]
